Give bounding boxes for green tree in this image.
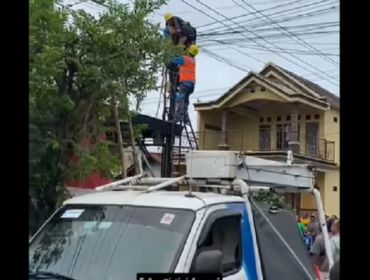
[29,0,175,235]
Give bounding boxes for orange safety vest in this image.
[179,56,196,82]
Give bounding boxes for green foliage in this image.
[252,191,291,210]
[29,0,174,234]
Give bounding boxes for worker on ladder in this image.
[163,25,179,100]
[164,14,197,50]
[162,14,197,117]
[171,44,199,123]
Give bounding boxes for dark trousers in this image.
[174,82,195,123]
[167,62,179,93]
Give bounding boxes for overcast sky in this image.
[71,0,339,127]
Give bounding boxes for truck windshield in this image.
[29,205,195,280]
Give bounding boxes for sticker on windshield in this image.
[61,209,85,219]
[82,221,112,230]
[160,213,175,225]
[98,222,112,229]
[83,221,97,229]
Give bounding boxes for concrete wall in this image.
[197,109,223,150]
[301,170,340,216]
[322,108,340,216]
[300,171,325,210]
[323,171,340,216]
[323,109,340,164]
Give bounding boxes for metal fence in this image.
[195,127,335,162]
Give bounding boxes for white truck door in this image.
[184,202,261,280]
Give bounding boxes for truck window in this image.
[29,205,195,280]
[194,215,242,275]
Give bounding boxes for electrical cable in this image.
[196,0,308,31]
[197,21,339,39]
[180,0,338,87]
[234,0,339,66]
[142,70,339,106]
[197,0,336,33]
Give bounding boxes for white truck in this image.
[29,150,333,280]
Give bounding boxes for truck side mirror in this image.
[193,250,223,274]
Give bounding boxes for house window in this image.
[259,117,264,123]
[259,125,271,151]
[261,87,266,91]
[314,114,320,120]
[277,116,282,121]
[305,122,319,156]
[305,115,311,120]
[333,186,338,192]
[267,117,272,122]
[333,117,338,122]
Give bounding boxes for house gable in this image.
[260,63,339,109]
[263,70,317,99]
[193,63,333,111]
[260,63,323,99]
[263,71,300,93]
[224,79,288,108]
[221,74,291,108]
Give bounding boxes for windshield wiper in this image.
[29,270,77,280]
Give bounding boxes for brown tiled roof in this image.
[276,65,340,108]
[194,63,339,109]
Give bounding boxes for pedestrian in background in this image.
[300,213,310,226]
[310,233,328,273]
[307,214,320,240]
[330,219,340,263]
[326,214,337,232]
[296,215,306,237]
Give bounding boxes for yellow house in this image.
[193,62,340,216]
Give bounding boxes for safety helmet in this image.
[164,13,174,22]
[188,45,199,56]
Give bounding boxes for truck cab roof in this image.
[64,190,245,211]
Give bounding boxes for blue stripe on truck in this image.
[226,203,258,280]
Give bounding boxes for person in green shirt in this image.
[298,222,306,236]
[296,215,306,237]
